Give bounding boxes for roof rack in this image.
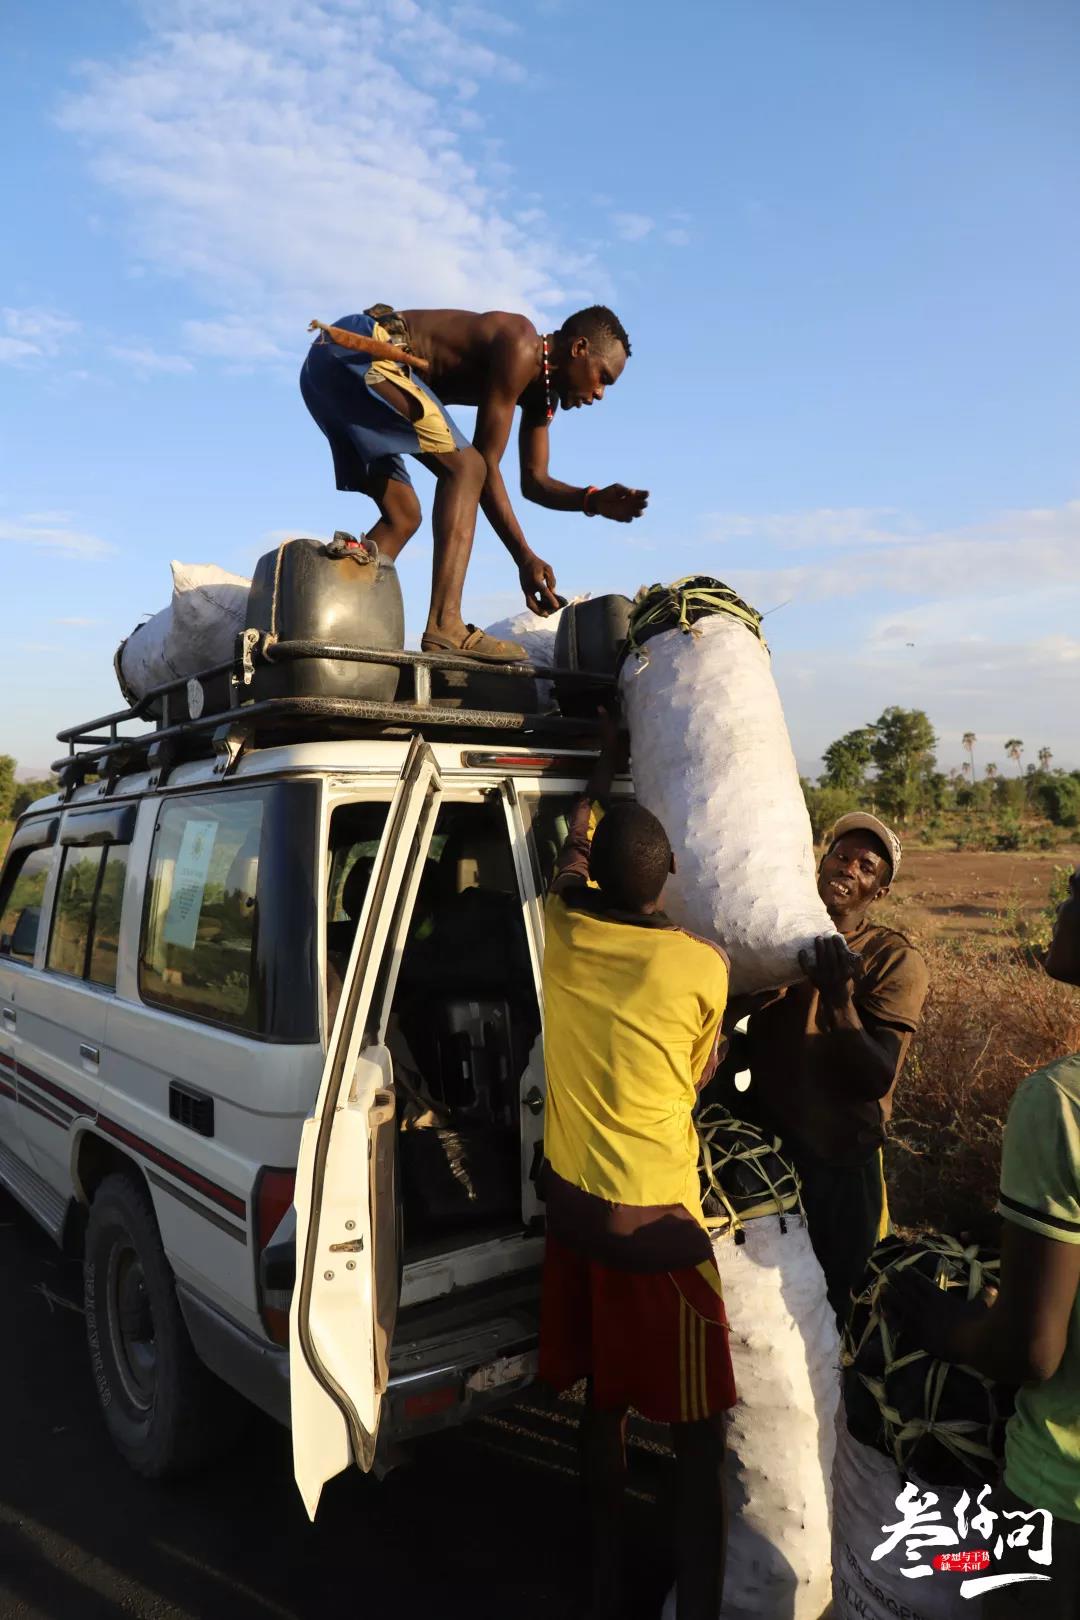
[53,629,615,791]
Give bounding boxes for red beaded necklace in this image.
[541,334,554,422]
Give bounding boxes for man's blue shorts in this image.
[300,311,470,490]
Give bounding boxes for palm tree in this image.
[962,731,977,781]
[985,762,998,781]
[1005,738,1024,776]
[1039,746,1053,772]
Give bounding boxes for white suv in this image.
[0,673,617,1516]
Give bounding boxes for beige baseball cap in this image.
[827,812,902,879]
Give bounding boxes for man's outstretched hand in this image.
[519,554,560,615]
[798,934,863,1009]
[591,484,649,522]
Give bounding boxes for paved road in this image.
[0,1189,674,1620]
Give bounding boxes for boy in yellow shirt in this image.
[539,712,734,1620]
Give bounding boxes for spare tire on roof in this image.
[840,1231,1016,1488]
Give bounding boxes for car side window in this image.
[0,846,56,965]
[140,790,267,1032]
[88,847,129,989]
[45,844,130,991]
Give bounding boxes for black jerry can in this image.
[247,536,405,702]
[553,594,633,716]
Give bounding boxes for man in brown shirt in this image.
[736,812,928,1325]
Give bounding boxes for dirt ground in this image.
[877,845,1080,945]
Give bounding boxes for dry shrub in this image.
[886,939,1080,1239]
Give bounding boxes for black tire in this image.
[83,1171,237,1478]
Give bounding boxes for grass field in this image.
[878,846,1080,1237]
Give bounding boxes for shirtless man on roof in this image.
[300,303,647,660]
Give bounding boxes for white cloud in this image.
[611,212,654,243]
[683,497,1080,772]
[664,228,691,247]
[108,344,195,374]
[0,515,114,560]
[55,616,103,626]
[724,500,1080,606]
[0,307,81,366]
[58,0,603,360]
[708,506,903,548]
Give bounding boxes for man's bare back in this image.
[300,302,647,659]
[398,309,546,413]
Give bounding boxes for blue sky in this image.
[2,0,1078,777]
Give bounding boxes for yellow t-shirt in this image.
[543,889,728,1223]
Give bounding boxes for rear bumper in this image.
[383,1274,540,1444]
[177,1269,541,1444]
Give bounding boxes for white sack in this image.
[832,1417,967,1620]
[116,561,251,703]
[662,1216,840,1620]
[619,615,836,994]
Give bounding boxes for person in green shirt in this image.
[888,864,1080,1616]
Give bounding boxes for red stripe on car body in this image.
[97,1116,246,1219]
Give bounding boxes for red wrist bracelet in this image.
[583,485,599,516]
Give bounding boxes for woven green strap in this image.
[696,1104,803,1235]
[624,576,767,666]
[844,1233,1004,1480]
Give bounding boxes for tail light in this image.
[254,1166,296,1347]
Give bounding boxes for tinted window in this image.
[48,848,103,979]
[141,793,265,1031]
[0,847,55,965]
[45,844,130,991]
[324,802,391,1023]
[140,783,318,1041]
[88,847,129,989]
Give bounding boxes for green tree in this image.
[800,780,853,842]
[996,776,1025,814]
[1005,738,1024,776]
[11,778,58,817]
[1036,775,1080,829]
[986,762,998,781]
[962,731,977,782]
[870,707,937,823]
[0,755,15,822]
[819,728,875,794]
[1038,747,1053,772]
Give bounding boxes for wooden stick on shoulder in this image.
[307,320,430,371]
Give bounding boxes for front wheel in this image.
[84,1171,236,1477]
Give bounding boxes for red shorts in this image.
[539,1235,737,1424]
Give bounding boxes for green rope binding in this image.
[842,1233,1005,1482]
[623,576,768,670]
[696,1103,803,1239]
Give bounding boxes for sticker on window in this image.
[162,819,219,951]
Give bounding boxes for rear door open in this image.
[290,736,442,1518]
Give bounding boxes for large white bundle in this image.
[663,1215,839,1620]
[619,581,835,994]
[116,561,251,704]
[832,1417,966,1620]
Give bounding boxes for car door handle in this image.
[1,1009,14,1030]
[79,1043,100,1064]
[522,1086,545,1116]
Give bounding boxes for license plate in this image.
[465,1350,537,1394]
